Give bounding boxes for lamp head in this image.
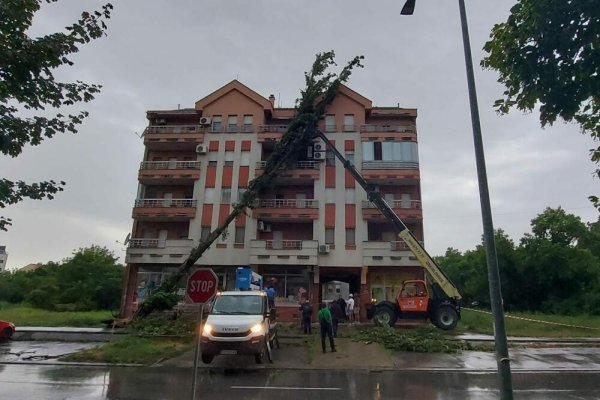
[401,0,416,15]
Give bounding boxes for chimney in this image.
[269,94,275,107]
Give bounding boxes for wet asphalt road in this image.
[1,364,600,400]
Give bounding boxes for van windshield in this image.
[211,295,264,315]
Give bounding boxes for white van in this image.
[200,290,278,364]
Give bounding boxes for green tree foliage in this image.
[481,0,600,207]
[0,245,123,311]
[438,208,600,314]
[0,0,113,231]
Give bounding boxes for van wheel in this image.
[201,353,214,364]
[432,306,459,330]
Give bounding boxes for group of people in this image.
[299,293,358,354]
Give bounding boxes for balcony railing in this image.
[134,199,197,208]
[255,160,319,169]
[360,124,415,133]
[128,238,161,248]
[144,125,204,134]
[140,161,201,170]
[362,161,419,170]
[257,125,289,133]
[362,200,421,209]
[255,199,318,208]
[265,240,303,250]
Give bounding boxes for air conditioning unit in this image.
[263,224,272,233]
[313,140,326,152]
[319,244,330,254]
[195,144,208,154]
[199,116,212,125]
[258,221,266,231]
[156,118,166,125]
[313,151,326,160]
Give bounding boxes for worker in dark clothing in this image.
[336,295,347,322]
[329,300,344,337]
[317,303,336,353]
[300,299,313,334]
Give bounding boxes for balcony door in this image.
[164,192,173,207]
[272,231,283,250]
[158,230,168,247]
[401,194,411,209]
[168,157,177,169]
[296,193,306,208]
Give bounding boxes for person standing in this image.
[329,300,344,337]
[300,299,313,334]
[317,303,336,353]
[346,294,355,323]
[266,285,276,309]
[336,294,346,322]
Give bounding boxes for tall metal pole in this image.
[457,0,513,398]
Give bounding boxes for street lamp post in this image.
[401,1,514,399]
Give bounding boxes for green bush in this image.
[136,291,179,318]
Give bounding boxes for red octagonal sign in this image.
[186,268,218,303]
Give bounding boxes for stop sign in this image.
[186,268,218,303]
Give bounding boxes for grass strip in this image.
[63,336,192,365]
[0,305,112,327]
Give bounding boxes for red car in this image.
[0,321,16,341]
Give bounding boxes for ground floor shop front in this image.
[120,263,424,322]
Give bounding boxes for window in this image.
[345,151,354,164]
[345,228,355,245]
[235,227,245,244]
[263,267,309,306]
[240,152,250,166]
[325,228,335,244]
[204,188,216,204]
[200,227,211,241]
[325,189,335,204]
[326,149,336,166]
[243,115,253,133]
[224,160,234,167]
[227,115,238,132]
[362,141,419,162]
[237,188,247,202]
[343,114,355,131]
[221,188,231,204]
[212,116,222,132]
[345,189,355,204]
[325,115,336,132]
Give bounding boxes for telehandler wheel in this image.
[432,306,459,330]
[373,306,397,327]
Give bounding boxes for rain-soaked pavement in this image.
[1,364,600,399]
[3,340,600,399]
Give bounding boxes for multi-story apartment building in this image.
[120,80,424,321]
[0,246,7,272]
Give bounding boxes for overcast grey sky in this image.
[1,0,597,269]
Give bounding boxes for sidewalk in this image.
[160,333,600,372]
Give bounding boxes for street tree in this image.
[0,0,113,231]
[481,0,600,206]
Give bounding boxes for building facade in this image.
[121,80,425,321]
[0,246,7,272]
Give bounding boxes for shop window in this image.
[263,267,309,306]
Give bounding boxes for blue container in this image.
[235,267,262,291]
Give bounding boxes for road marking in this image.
[231,386,341,391]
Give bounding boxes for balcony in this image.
[125,239,194,264]
[361,200,422,222]
[250,239,318,266]
[360,124,415,134]
[143,125,205,150]
[256,125,289,142]
[253,199,319,222]
[138,161,201,184]
[361,161,420,184]
[255,160,320,184]
[210,125,255,134]
[132,198,197,221]
[362,241,422,267]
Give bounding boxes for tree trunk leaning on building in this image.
[137,51,365,314]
